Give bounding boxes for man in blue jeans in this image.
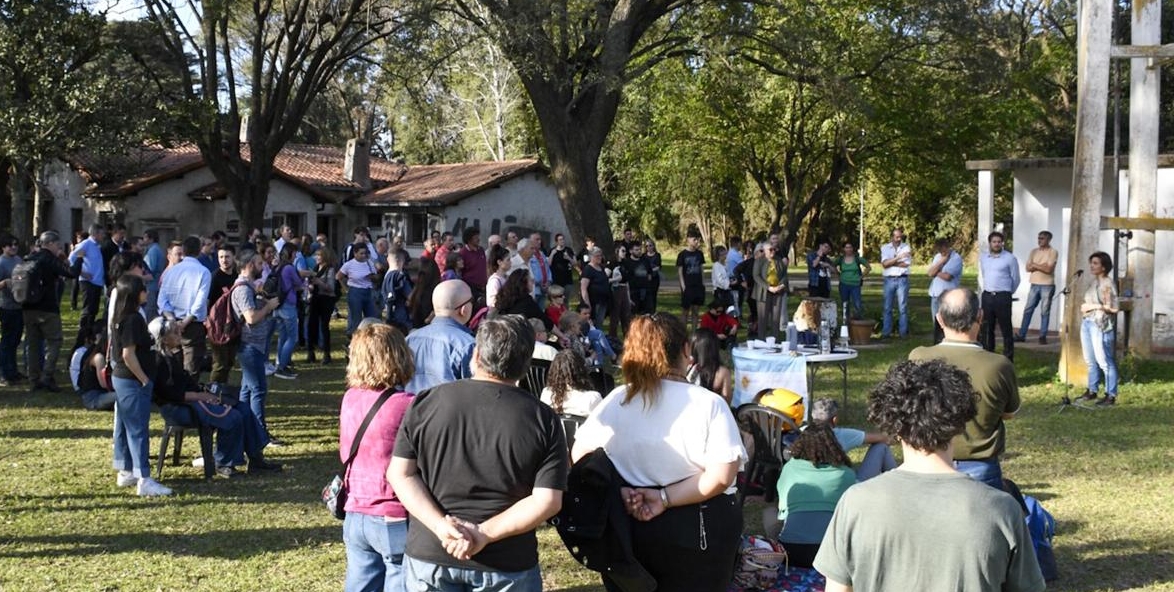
[879,228,912,338]
[389,315,567,592]
[1016,230,1058,345]
[273,243,304,380]
[908,288,1020,489]
[230,251,281,445]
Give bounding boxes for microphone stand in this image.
[1057,269,1093,412]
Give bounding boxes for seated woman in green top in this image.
[776,423,856,567]
[834,241,871,319]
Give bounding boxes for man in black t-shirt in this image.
[676,231,706,331]
[390,315,568,591]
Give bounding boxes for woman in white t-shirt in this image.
[335,244,378,338]
[485,244,511,309]
[540,349,602,417]
[572,313,746,591]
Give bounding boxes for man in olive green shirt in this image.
[908,288,1019,489]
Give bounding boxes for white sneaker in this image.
[137,477,173,497]
[191,457,205,468]
[265,363,277,376]
[116,470,137,488]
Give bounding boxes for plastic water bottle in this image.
[786,322,798,351]
[819,321,831,354]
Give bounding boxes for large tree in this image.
[450,0,703,253]
[142,0,422,232]
[0,1,180,238]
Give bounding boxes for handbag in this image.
[321,389,393,520]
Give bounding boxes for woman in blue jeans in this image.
[109,274,172,497]
[336,244,378,338]
[339,323,416,592]
[1077,251,1120,406]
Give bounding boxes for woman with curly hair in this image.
[572,313,745,591]
[338,323,416,592]
[774,423,855,567]
[540,350,602,417]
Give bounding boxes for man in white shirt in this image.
[529,318,558,361]
[510,238,533,275]
[157,236,212,377]
[927,238,964,344]
[879,227,912,338]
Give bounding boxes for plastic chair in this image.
[735,404,799,505]
[559,414,587,452]
[156,405,215,480]
[522,358,551,397]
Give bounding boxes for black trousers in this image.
[981,290,1014,360]
[307,295,337,359]
[75,281,103,348]
[603,494,742,592]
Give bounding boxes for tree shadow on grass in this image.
[0,526,339,560]
[1054,537,1174,592]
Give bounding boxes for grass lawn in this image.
[1,270,1172,591]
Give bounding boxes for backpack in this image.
[205,284,244,346]
[1003,478,1058,582]
[261,263,292,301]
[1024,495,1058,581]
[10,258,45,305]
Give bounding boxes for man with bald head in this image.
[908,288,1020,490]
[405,279,477,393]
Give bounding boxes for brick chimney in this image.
[344,138,371,190]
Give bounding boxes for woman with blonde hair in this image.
[572,313,746,591]
[338,324,416,592]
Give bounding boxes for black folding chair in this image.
[735,404,799,505]
[522,358,551,397]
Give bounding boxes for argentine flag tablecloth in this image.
[731,348,808,408]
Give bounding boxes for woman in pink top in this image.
[338,323,416,592]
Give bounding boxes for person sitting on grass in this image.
[809,398,897,481]
[775,423,856,568]
[575,302,617,365]
[699,299,738,348]
[813,359,1045,592]
[148,316,282,479]
[540,349,603,418]
[69,323,115,411]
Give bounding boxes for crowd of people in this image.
[1,218,1116,592]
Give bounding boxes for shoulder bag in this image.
[321,389,393,520]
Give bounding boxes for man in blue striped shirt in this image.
[158,236,212,377]
[978,231,1021,360]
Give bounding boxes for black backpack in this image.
[261,263,292,301]
[10,258,46,305]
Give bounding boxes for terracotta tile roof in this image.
[71,143,541,207]
[355,160,546,207]
[71,144,205,197]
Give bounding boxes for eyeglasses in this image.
[455,297,474,310]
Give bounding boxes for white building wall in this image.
[1011,167,1173,349]
[440,172,568,248]
[47,162,334,242]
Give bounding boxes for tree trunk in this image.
[9,161,34,243]
[227,169,271,237]
[0,158,11,235]
[544,132,613,256]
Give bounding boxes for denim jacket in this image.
[405,317,475,393]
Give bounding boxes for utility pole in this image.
[1126,0,1159,357]
[1061,0,1113,386]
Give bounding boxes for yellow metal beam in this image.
[1099,216,1174,231]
